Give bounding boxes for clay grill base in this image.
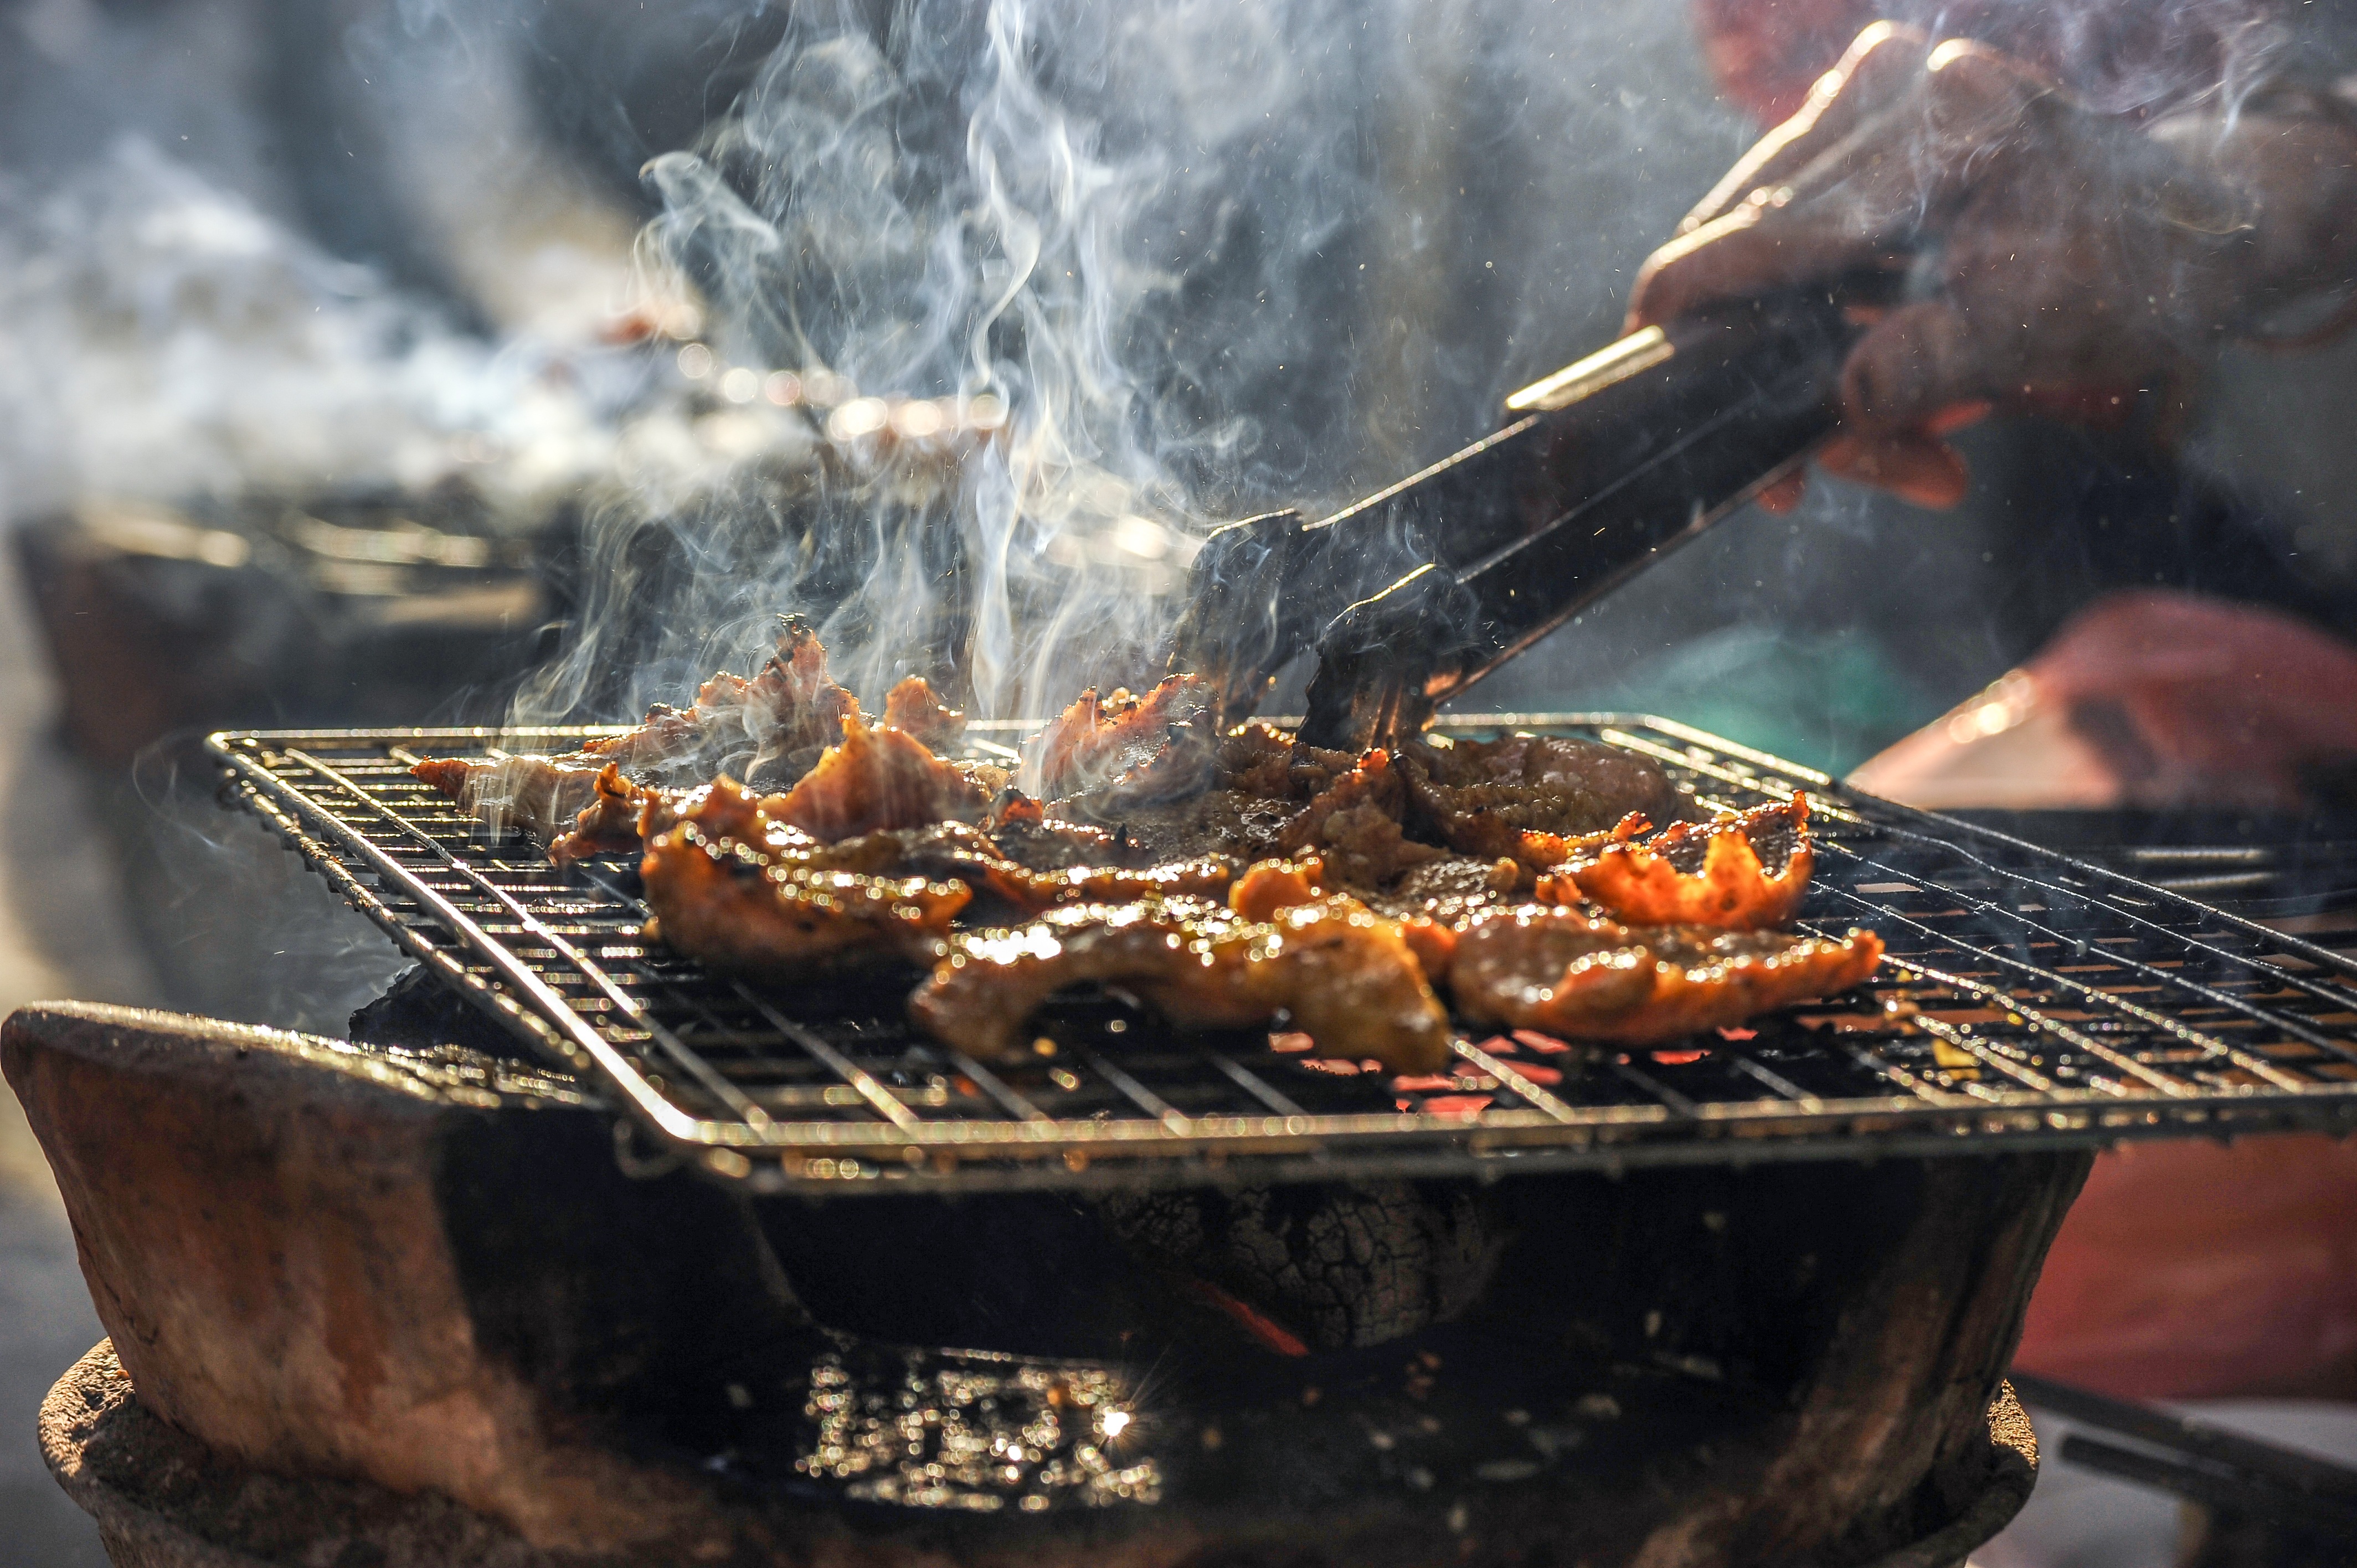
[44,1341,2036,1568]
[9,1001,2073,1567]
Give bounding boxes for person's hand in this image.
[1846,589,2357,812]
[1627,23,2263,510]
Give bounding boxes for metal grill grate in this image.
[209,717,2357,1194]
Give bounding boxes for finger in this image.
[1680,23,1934,235]
[1627,204,1905,331]
[1924,399,1994,437]
[1841,300,1999,432]
[1629,36,2062,334]
[1754,471,1807,514]
[1898,40,2066,209]
[1753,40,2057,241]
[1818,429,1970,509]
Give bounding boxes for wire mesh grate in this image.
[209,716,2357,1194]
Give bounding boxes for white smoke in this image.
[506,0,1767,729]
[0,136,644,524]
[521,0,1417,725]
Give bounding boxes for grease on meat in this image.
[640,778,970,977]
[413,754,610,843]
[1030,675,1221,804]
[1541,794,1815,931]
[774,714,1005,841]
[908,892,1453,1072]
[1448,905,1882,1044]
[1398,733,1690,864]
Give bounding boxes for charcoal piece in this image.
[350,963,542,1061]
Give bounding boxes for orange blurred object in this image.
[1847,587,2357,1398]
[1849,589,2357,812]
[2015,1136,2357,1400]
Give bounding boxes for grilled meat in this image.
[415,622,1874,1060]
[982,793,1130,870]
[1367,855,1527,927]
[640,779,970,977]
[580,616,862,787]
[413,753,610,843]
[1448,905,1882,1044]
[1030,675,1219,804]
[1213,722,1304,798]
[907,891,1453,1071]
[1540,793,1814,931]
[773,714,1006,842]
[864,820,1234,916]
[430,711,1002,862]
[1397,733,1691,865]
[1272,748,1452,889]
[548,764,652,866]
[411,622,974,845]
[879,674,967,752]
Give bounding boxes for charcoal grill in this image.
[207,716,2357,1195]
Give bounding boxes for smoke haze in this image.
[517,0,1758,727]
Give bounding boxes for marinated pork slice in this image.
[856,821,1235,915]
[772,714,1005,841]
[1213,723,1300,798]
[880,674,966,752]
[1273,748,1450,889]
[412,754,611,843]
[1363,855,1526,927]
[1447,905,1882,1044]
[640,780,969,976]
[908,892,1453,1071]
[983,793,1131,870]
[580,615,862,786]
[547,764,657,865]
[1540,794,1815,931]
[1397,733,1690,863]
[414,620,888,845]
[1030,675,1220,804]
[1075,789,1305,864]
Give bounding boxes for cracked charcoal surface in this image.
[1095,1181,1504,1350]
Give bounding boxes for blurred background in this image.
[3,0,2356,1562]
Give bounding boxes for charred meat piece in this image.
[1213,723,1300,798]
[1541,793,1814,931]
[1365,855,1526,927]
[908,893,1453,1072]
[1273,748,1449,889]
[580,616,862,786]
[872,821,1235,915]
[772,715,1006,842]
[414,620,910,848]
[1031,675,1219,806]
[434,710,1004,863]
[979,791,1137,871]
[880,675,967,752]
[412,754,611,843]
[1447,905,1882,1044]
[1397,733,1689,863]
[1078,789,1304,865]
[547,764,656,866]
[641,780,969,977]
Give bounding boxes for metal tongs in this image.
[1164,271,1902,750]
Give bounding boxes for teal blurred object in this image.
[1561,626,1943,780]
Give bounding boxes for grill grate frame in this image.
[209,717,2357,1194]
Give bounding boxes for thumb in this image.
[1841,298,2001,431]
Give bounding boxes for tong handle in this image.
[1295,278,1889,749]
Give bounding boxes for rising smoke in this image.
[520,0,1381,724]
[514,0,1755,727]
